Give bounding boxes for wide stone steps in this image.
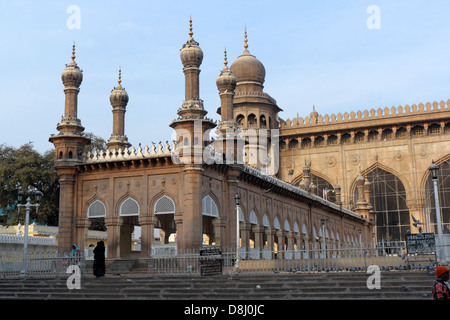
[0,271,436,300]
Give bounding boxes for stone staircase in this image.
[0,271,437,300]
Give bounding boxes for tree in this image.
[0,143,59,226]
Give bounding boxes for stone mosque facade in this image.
[49,20,450,262]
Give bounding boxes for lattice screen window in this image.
[249,210,258,224]
[154,195,175,214]
[119,197,140,216]
[87,200,106,218]
[273,217,280,229]
[263,214,270,227]
[202,195,219,218]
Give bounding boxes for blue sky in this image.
[1,0,450,154]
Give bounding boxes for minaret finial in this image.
[223,47,228,69]
[244,25,248,49]
[118,66,122,87]
[189,16,194,40]
[71,41,76,62]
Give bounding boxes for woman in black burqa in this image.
[93,241,106,277]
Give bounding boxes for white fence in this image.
[0,234,56,246]
[148,242,438,275]
[0,248,85,279]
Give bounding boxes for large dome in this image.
[230,27,265,86]
[230,48,265,85]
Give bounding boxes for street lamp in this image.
[320,218,326,259]
[17,190,42,276]
[234,193,241,273]
[428,160,446,263]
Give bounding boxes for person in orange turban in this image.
[432,265,449,300]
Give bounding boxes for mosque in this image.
[49,19,449,262]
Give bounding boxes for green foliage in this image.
[0,143,59,226]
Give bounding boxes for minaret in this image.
[214,48,241,163]
[106,67,131,150]
[170,17,216,165]
[49,42,90,253]
[169,18,216,250]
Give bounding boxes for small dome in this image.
[356,172,365,185]
[61,43,83,87]
[180,18,203,68]
[110,69,129,107]
[216,49,236,91]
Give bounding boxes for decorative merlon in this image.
[84,141,175,163]
[282,99,450,129]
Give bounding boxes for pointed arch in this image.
[202,195,219,218]
[119,196,140,216]
[154,195,175,215]
[353,162,411,197]
[87,199,106,218]
[262,213,270,227]
[249,210,258,225]
[284,219,291,232]
[273,217,281,230]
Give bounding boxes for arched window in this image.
[355,168,409,241]
[273,217,281,230]
[301,137,311,148]
[119,197,140,216]
[327,134,338,145]
[341,133,351,144]
[202,195,219,218]
[396,127,408,138]
[289,138,298,149]
[87,200,106,218]
[248,114,257,127]
[263,214,270,227]
[249,210,258,225]
[236,114,245,127]
[295,174,336,202]
[154,195,175,215]
[284,220,290,231]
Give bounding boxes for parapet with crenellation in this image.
[280,99,450,131]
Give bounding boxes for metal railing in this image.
[147,242,437,275]
[0,248,86,279]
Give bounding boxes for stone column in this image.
[58,172,76,253]
[75,217,90,253]
[120,221,134,258]
[276,229,285,258]
[252,225,265,256]
[105,216,121,259]
[139,215,157,258]
[180,165,203,249]
[212,217,227,248]
[240,222,251,258]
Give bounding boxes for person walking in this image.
[432,265,450,300]
[93,241,106,277]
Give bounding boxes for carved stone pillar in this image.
[75,217,90,253]
[105,216,121,259]
[252,225,265,253]
[212,217,227,248]
[139,215,157,258]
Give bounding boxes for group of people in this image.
[71,241,106,278]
